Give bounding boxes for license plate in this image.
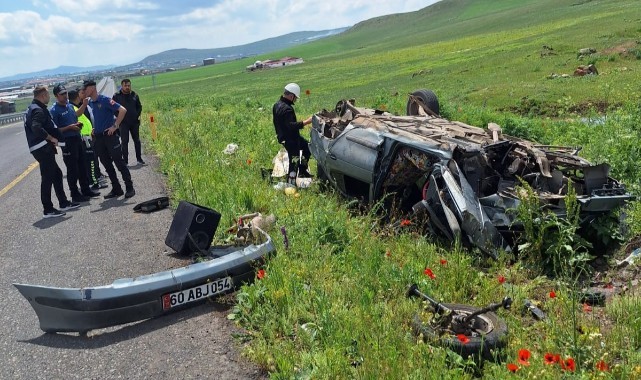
[162,277,233,310]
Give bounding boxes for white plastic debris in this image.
[272,149,289,178]
[273,182,295,191]
[617,248,641,268]
[223,143,238,154]
[296,177,313,188]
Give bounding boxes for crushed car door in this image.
[425,161,510,259]
[326,126,384,200]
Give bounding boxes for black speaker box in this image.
[165,201,221,255]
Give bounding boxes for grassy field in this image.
[132,0,641,378]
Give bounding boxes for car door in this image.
[325,126,384,200]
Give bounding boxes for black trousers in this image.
[120,122,142,163]
[282,136,311,174]
[82,136,98,184]
[61,135,90,195]
[31,144,69,212]
[94,133,133,191]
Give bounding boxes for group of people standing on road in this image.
[24,78,145,218]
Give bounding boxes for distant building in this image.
[203,58,216,66]
[246,56,304,71]
[0,100,16,114]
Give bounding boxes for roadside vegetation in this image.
[133,0,641,378]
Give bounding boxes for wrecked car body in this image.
[14,228,274,334]
[309,91,632,258]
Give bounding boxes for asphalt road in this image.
[0,120,265,379]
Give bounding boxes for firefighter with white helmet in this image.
[272,82,313,178]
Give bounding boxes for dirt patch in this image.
[602,41,640,57]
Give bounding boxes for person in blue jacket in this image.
[23,86,80,218]
[50,84,100,202]
[83,79,135,199]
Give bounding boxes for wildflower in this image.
[595,360,609,371]
[543,352,557,365]
[456,334,470,344]
[385,250,391,257]
[439,259,447,266]
[498,275,506,284]
[561,357,576,372]
[506,363,519,373]
[400,219,411,227]
[424,268,436,279]
[583,303,592,312]
[604,283,614,289]
[549,290,556,298]
[247,159,252,165]
[518,349,531,366]
[257,269,266,280]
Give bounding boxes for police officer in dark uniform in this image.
[272,82,313,178]
[24,86,79,218]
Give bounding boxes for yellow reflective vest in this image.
[73,105,93,136]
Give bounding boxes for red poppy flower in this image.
[506,363,519,373]
[498,275,506,284]
[305,89,311,96]
[518,349,531,366]
[385,250,391,257]
[583,303,592,312]
[595,360,609,371]
[561,357,576,372]
[456,334,470,344]
[423,268,436,279]
[400,219,411,226]
[439,259,447,266]
[549,290,556,298]
[604,283,614,289]
[544,353,555,365]
[257,269,266,280]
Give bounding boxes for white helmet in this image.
[284,83,301,98]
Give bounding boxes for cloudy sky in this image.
[0,0,439,78]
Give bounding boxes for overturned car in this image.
[309,90,632,258]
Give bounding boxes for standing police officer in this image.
[83,80,135,199]
[24,86,79,218]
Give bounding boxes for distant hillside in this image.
[119,28,348,69]
[1,65,116,82]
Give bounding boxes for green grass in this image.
[134,0,641,377]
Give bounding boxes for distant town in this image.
[0,55,307,118]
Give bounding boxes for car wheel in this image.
[406,89,440,116]
[411,303,508,362]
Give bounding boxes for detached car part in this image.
[14,227,274,334]
[407,284,511,361]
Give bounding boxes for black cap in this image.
[53,84,67,96]
[68,89,79,100]
[82,80,96,89]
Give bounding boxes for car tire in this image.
[411,303,508,361]
[406,89,440,116]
